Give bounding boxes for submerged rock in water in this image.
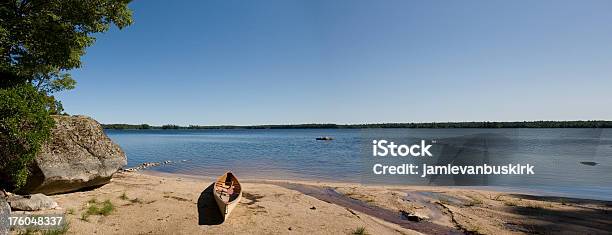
[121,160,174,172]
[7,194,57,211]
[19,115,127,195]
[580,161,598,166]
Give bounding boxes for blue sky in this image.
[58,0,612,125]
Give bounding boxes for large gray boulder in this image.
[7,193,57,211]
[0,196,9,235]
[19,115,126,195]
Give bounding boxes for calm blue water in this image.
[107,129,364,180]
[106,128,612,200]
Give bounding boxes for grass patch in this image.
[15,221,70,235]
[351,227,369,235]
[99,200,115,215]
[80,212,89,222]
[119,192,129,200]
[17,229,37,235]
[81,199,115,221]
[86,204,99,215]
[42,221,70,235]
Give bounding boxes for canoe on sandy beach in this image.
[213,171,242,220]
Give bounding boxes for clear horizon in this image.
[58,0,612,126]
[102,120,611,126]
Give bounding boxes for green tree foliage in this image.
[0,0,133,93]
[0,84,54,189]
[0,0,133,189]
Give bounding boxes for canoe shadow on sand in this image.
[197,183,225,225]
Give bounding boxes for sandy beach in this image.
[14,172,612,235]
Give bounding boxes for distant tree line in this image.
[102,121,612,130]
[102,124,152,129]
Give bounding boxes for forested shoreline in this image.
[102,121,612,129]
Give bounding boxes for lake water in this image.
[106,128,612,200]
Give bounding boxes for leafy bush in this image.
[0,84,54,189]
[351,227,369,235]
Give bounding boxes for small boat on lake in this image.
[316,136,333,140]
[213,171,242,220]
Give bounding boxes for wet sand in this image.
[16,172,612,234]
